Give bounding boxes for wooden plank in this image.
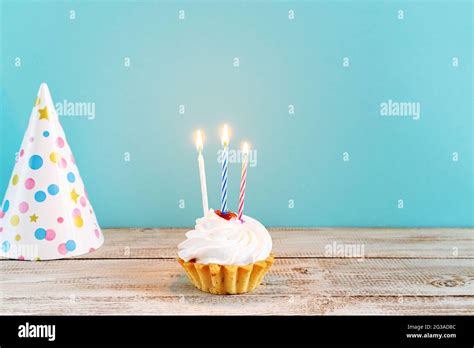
[1,258,472,315]
[0,293,471,315]
[44,228,474,260]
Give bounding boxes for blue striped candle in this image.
[221,125,229,213]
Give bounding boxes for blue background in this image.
[1,0,472,227]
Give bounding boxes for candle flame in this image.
[242,142,250,154]
[221,124,229,147]
[196,129,203,152]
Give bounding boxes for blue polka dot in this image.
[29,155,43,170]
[67,172,76,183]
[47,184,59,196]
[2,200,9,213]
[66,240,76,251]
[34,191,47,202]
[43,131,50,137]
[2,241,10,253]
[34,228,46,240]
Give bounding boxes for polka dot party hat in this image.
[0,83,104,260]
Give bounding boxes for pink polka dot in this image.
[58,243,68,255]
[56,137,65,148]
[72,208,81,217]
[18,256,25,261]
[25,178,35,190]
[29,137,34,143]
[60,158,67,168]
[71,154,76,164]
[0,211,4,219]
[19,202,29,213]
[80,196,86,207]
[20,149,24,157]
[95,229,100,238]
[89,247,96,252]
[45,229,56,241]
[57,217,64,223]
[0,227,3,232]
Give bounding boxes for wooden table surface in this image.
[1,228,473,315]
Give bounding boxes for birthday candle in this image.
[221,124,229,213]
[195,130,209,216]
[238,142,249,221]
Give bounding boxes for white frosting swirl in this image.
[178,210,272,266]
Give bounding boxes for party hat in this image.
[0,83,104,260]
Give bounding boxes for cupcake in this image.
[178,209,274,294]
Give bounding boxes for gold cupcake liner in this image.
[178,254,274,295]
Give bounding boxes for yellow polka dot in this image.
[15,234,21,241]
[10,215,20,226]
[34,257,41,262]
[12,174,19,186]
[74,216,84,228]
[50,152,58,163]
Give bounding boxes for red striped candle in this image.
[238,142,250,221]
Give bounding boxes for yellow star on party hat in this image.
[0,83,104,260]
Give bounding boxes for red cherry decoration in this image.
[214,210,237,221]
